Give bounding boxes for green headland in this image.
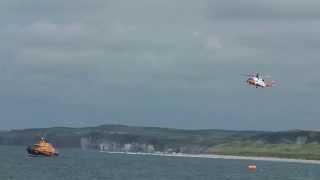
[1,125,320,160]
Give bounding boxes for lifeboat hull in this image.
[26,146,59,157]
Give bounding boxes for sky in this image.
[0,0,319,130]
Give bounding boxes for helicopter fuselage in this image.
[246,77,266,88]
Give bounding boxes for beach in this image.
[103,151,320,165]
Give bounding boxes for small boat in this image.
[26,137,59,157]
[248,163,257,171]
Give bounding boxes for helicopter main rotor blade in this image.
[241,73,255,77]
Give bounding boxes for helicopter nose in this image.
[247,79,254,84]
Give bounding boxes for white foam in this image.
[101,151,320,165]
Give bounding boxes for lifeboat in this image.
[26,137,59,156]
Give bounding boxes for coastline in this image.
[101,151,320,165]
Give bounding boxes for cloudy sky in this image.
[0,0,319,130]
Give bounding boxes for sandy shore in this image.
[102,151,320,164]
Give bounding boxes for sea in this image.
[0,146,319,180]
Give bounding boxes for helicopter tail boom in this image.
[265,81,276,87]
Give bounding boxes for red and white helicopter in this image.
[242,73,276,88]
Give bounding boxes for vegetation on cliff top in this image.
[0,125,319,160]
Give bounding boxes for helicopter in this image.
[242,73,276,88]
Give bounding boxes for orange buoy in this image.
[248,163,257,171]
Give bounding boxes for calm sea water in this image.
[0,146,319,180]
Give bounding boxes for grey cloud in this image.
[0,0,320,130]
[0,0,107,25]
[208,0,320,20]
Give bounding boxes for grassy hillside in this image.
[1,125,320,160]
[208,141,320,160]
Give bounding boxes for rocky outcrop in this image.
[80,137,156,152]
[80,137,209,154]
